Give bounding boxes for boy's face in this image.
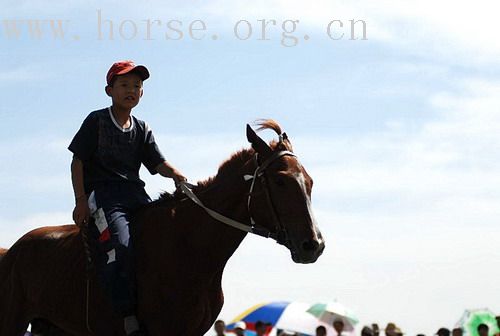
[106,72,144,110]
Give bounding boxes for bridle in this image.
[179,133,296,246]
[245,148,296,246]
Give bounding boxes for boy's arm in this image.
[141,121,186,185]
[155,161,186,186]
[71,156,90,226]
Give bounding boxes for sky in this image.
[1,1,500,335]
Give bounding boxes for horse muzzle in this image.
[289,236,325,264]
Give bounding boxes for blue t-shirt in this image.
[68,107,166,194]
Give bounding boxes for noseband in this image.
[179,137,296,246]
[244,149,296,246]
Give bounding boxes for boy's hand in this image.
[155,162,187,187]
[73,198,90,227]
[172,170,187,188]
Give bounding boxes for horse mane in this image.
[154,119,292,205]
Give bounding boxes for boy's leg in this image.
[88,191,141,335]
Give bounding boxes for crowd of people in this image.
[212,315,500,336]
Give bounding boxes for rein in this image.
[179,148,296,246]
[80,220,94,335]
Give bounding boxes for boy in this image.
[68,60,186,335]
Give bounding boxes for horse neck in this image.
[186,172,252,267]
[145,151,256,273]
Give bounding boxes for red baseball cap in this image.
[106,60,150,85]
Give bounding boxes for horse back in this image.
[0,225,84,306]
[0,224,120,334]
[4,224,82,272]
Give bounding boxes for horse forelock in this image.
[255,119,293,152]
[255,119,282,135]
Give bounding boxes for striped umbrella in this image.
[456,309,499,336]
[306,302,359,332]
[227,301,336,336]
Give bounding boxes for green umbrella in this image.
[307,302,359,331]
[456,309,499,336]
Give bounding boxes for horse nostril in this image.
[302,239,319,252]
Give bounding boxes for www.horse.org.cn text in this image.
[1,10,368,47]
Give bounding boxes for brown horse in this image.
[0,120,325,336]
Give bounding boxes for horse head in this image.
[245,120,325,264]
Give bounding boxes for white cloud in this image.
[359,0,500,61]
[0,136,71,192]
[0,65,52,82]
[196,0,500,64]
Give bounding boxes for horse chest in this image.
[138,271,224,335]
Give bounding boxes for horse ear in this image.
[246,124,272,155]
